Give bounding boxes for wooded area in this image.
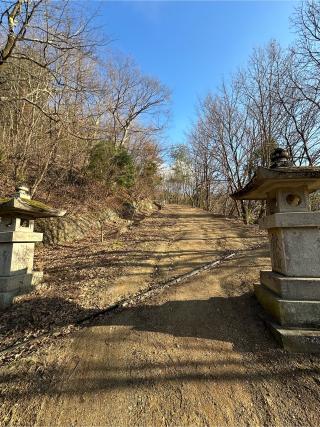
[165,0,320,223]
[0,0,169,208]
[2,1,320,223]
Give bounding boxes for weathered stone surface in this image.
[274,187,310,213]
[255,284,320,327]
[265,320,320,353]
[259,211,320,229]
[37,207,128,245]
[0,242,35,275]
[32,271,43,287]
[0,273,26,292]
[0,271,43,294]
[267,227,320,277]
[0,291,17,310]
[0,216,35,233]
[0,269,43,308]
[231,166,320,200]
[261,270,320,300]
[0,195,66,218]
[0,231,43,243]
[232,154,320,351]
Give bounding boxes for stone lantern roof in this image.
[232,166,320,200]
[0,186,66,219]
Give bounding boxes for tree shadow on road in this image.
[96,292,275,353]
[2,291,320,404]
[0,291,270,355]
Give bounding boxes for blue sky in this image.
[86,1,298,150]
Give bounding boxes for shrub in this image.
[88,142,135,189]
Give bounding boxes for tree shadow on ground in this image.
[0,291,269,352]
[0,297,97,347]
[2,292,320,402]
[94,292,275,353]
[0,292,318,408]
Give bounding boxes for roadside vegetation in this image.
[164,0,320,223]
[0,0,169,212]
[2,1,320,224]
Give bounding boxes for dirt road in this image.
[1,205,320,426]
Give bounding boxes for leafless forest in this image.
[166,0,320,222]
[1,0,320,221]
[0,0,170,210]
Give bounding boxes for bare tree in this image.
[238,41,285,166]
[102,58,170,147]
[182,2,320,222]
[0,0,98,68]
[0,0,43,66]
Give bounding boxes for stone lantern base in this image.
[255,274,320,352]
[0,271,43,310]
[254,211,320,352]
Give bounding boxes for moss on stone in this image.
[20,197,56,211]
[0,197,55,211]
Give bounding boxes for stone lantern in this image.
[232,149,320,352]
[0,186,66,309]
